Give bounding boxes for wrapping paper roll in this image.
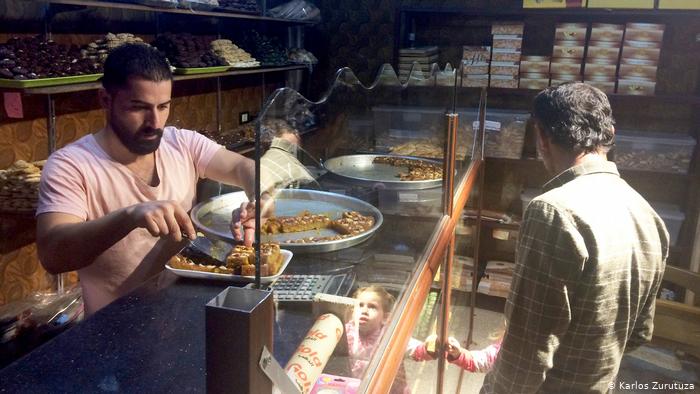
[284,313,344,394]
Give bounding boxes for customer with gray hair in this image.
[481,82,669,393]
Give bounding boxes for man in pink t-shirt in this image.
[36,44,258,314]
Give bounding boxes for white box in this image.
[614,131,696,174]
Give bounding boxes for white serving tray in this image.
[165,249,292,284]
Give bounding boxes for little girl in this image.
[345,286,434,394]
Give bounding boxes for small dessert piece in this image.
[225,251,251,270]
[372,156,443,181]
[331,211,376,235]
[224,242,283,276]
[261,211,332,234]
[240,264,256,276]
[168,254,234,274]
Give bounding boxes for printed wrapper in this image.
[284,313,344,394]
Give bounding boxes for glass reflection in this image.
[249,63,476,393]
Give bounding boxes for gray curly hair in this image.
[532,82,615,154]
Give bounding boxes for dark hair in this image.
[532,82,615,153]
[101,43,172,92]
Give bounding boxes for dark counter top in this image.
[0,213,440,393]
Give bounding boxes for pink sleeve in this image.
[450,341,501,373]
[177,128,223,178]
[408,341,434,361]
[36,152,88,220]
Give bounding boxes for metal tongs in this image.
[179,235,232,266]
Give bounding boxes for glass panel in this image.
[389,272,442,393]
[249,64,463,391]
[452,86,487,214]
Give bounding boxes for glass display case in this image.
[0,63,487,393]
[236,64,486,392]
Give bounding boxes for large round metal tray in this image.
[323,154,443,190]
[191,189,383,253]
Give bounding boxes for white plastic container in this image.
[650,202,685,246]
[613,131,696,174]
[469,109,529,159]
[377,187,443,217]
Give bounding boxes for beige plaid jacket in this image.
[482,157,669,394]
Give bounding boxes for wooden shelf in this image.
[400,6,700,18]
[48,0,315,24]
[4,65,307,95]
[457,87,700,106]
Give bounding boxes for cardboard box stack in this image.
[584,23,624,94]
[519,56,550,90]
[588,0,653,8]
[490,22,524,89]
[461,46,491,88]
[398,46,439,82]
[659,0,700,9]
[550,23,586,86]
[618,23,664,96]
[523,0,586,7]
[477,260,516,298]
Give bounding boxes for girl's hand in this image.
[423,334,438,359]
[446,337,463,362]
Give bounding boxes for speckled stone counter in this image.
[0,214,438,392]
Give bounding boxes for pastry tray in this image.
[323,154,443,190]
[165,249,292,284]
[191,189,383,253]
[0,73,102,89]
[173,66,231,75]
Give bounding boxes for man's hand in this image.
[231,194,275,246]
[126,200,196,242]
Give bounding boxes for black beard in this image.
[111,120,163,155]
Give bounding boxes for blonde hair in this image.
[353,286,395,314]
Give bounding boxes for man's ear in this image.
[535,125,551,157]
[98,89,111,109]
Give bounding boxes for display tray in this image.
[323,154,443,190]
[0,73,102,89]
[165,249,292,283]
[214,6,260,14]
[191,189,383,253]
[173,66,231,75]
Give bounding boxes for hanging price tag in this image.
[3,92,24,118]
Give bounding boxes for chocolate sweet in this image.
[152,33,227,68]
[0,36,100,80]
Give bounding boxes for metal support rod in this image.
[436,111,459,393]
[443,113,458,216]
[455,88,488,394]
[468,87,488,347]
[47,94,57,154]
[216,77,222,134]
[436,234,455,394]
[46,93,65,292]
[254,101,261,291]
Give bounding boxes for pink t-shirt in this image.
[37,127,222,314]
[345,320,424,394]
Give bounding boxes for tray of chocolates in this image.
[173,65,232,75]
[0,73,102,89]
[191,189,383,253]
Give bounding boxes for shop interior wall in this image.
[428,12,700,273]
[309,0,700,291]
[0,4,274,305]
